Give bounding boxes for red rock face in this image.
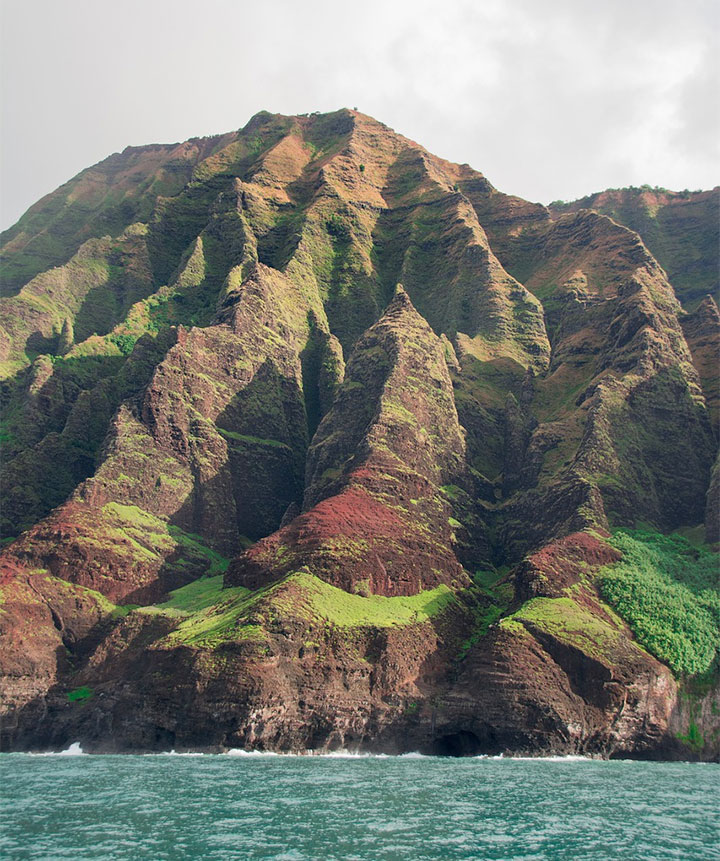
[514,531,622,600]
[230,478,465,596]
[0,110,717,758]
[230,287,468,596]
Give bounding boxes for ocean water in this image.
[1,750,718,860]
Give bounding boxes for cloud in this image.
[1,0,717,229]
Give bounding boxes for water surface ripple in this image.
[2,754,718,860]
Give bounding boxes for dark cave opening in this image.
[430,731,481,757]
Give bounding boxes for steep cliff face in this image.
[682,295,720,438]
[457,183,715,559]
[229,285,468,597]
[550,187,720,310]
[1,110,717,759]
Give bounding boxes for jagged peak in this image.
[369,283,450,349]
[694,294,720,322]
[386,283,414,313]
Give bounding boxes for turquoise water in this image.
[1,752,718,860]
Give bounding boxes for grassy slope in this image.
[58,523,717,682]
[135,569,457,649]
[502,595,629,662]
[597,529,719,676]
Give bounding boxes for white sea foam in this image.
[201,748,600,760]
[225,749,283,757]
[161,750,205,756]
[317,750,389,759]
[58,742,85,756]
[20,745,602,760]
[481,754,594,762]
[224,748,399,758]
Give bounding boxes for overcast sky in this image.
[1,0,718,230]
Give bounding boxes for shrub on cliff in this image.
[598,530,719,676]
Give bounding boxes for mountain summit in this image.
[1,109,718,758]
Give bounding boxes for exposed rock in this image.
[228,286,468,596]
[707,452,720,544]
[550,186,720,309]
[682,294,720,438]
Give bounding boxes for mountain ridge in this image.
[0,109,717,758]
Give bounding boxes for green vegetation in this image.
[44,575,134,619]
[456,569,513,660]
[597,529,720,676]
[326,213,352,242]
[141,578,254,646]
[153,575,236,615]
[440,484,463,500]
[677,720,705,753]
[85,504,231,579]
[217,428,291,450]
[457,602,505,660]
[108,333,138,355]
[167,527,231,577]
[154,569,457,649]
[289,570,456,628]
[504,595,625,660]
[67,686,93,703]
[99,502,174,562]
[0,423,16,448]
